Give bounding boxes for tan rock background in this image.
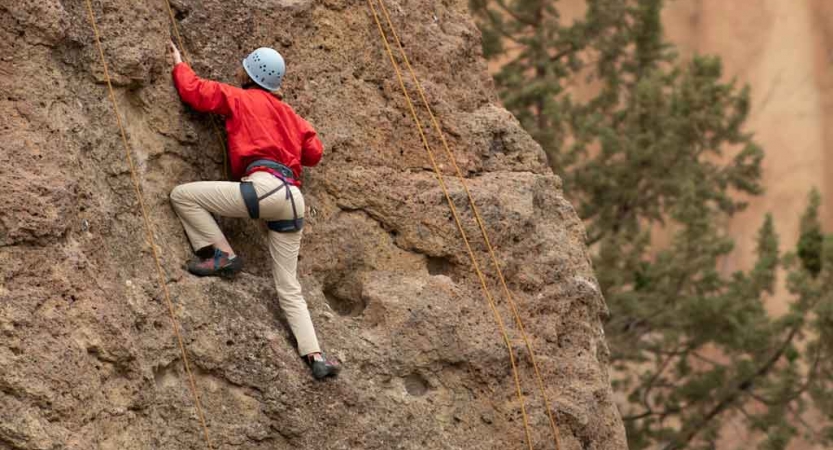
[515,0,833,310]
[664,3,832,447]
[662,0,833,317]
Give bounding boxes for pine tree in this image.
[797,189,824,277]
[468,0,600,169]
[471,0,833,448]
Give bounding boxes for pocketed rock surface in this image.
[0,1,626,449]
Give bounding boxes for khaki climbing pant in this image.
[169,171,321,356]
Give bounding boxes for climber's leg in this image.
[267,229,320,354]
[170,181,248,276]
[267,229,341,379]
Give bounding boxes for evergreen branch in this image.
[622,405,682,422]
[639,346,681,413]
[622,409,654,421]
[747,325,824,405]
[732,403,754,423]
[550,44,579,63]
[493,0,537,27]
[803,340,823,385]
[734,401,820,444]
[779,340,823,403]
[586,231,603,246]
[654,342,697,357]
[486,20,523,45]
[663,324,804,450]
[787,403,823,441]
[658,405,684,421]
[747,391,776,406]
[609,306,676,343]
[690,351,726,368]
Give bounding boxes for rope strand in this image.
[367,2,534,449]
[83,1,214,448]
[375,2,563,448]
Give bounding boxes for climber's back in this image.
[171,47,323,181]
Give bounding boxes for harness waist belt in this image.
[245,159,295,181]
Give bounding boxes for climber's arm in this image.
[172,63,236,117]
[299,117,323,167]
[168,41,235,116]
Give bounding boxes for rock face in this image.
[0,1,626,449]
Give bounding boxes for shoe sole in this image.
[312,364,342,380]
[187,261,243,278]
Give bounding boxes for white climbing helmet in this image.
[242,47,286,91]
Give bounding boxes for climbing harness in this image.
[367,1,564,449]
[240,159,304,233]
[82,0,215,449]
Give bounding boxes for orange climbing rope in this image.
[374,2,564,449]
[83,1,214,448]
[162,0,229,179]
[366,2,537,449]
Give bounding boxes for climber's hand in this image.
[168,40,182,65]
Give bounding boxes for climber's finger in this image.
[168,40,182,64]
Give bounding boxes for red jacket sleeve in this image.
[299,117,323,167]
[172,63,236,116]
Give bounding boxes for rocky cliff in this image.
[0,0,626,449]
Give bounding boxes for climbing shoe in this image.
[306,352,341,380]
[186,248,242,277]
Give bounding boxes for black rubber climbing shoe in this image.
[306,353,341,380]
[186,248,242,277]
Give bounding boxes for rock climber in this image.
[166,40,340,380]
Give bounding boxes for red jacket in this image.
[172,63,323,183]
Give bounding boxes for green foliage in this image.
[469,0,586,168]
[798,189,824,276]
[471,0,833,448]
